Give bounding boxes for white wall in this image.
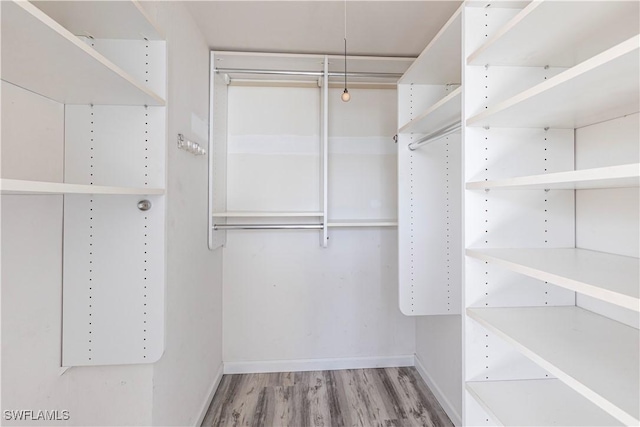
[139,3,225,426]
[223,86,415,368]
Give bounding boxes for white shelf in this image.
[467,306,639,426]
[466,248,640,312]
[399,7,462,85]
[211,211,324,218]
[466,164,640,190]
[398,87,461,134]
[327,220,398,228]
[0,179,164,196]
[466,379,623,426]
[468,1,640,67]
[32,0,163,40]
[466,36,640,129]
[1,1,165,106]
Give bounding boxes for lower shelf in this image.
[0,179,164,195]
[327,219,398,227]
[467,379,623,426]
[467,306,639,425]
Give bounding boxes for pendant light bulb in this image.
[341,88,351,102]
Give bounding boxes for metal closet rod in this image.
[213,224,323,230]
[215,68,403,79]
[408,121,461,151]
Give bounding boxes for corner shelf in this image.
[398,7,462,85]
[211,211,324,218]
[466,36,640,128]
[398,87,461,134]
[466,379,623,426]
[31,0,162,40]
[0,179,165,196]
[467,306,639,426]
[1,0,165,106]
[327,220,398,228]
[466,164,640,190]
[466,248,639,311]
[467,1,640,67]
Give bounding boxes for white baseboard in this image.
[223,355,414,375]
[414,354,462,427]
[194,363,224,427]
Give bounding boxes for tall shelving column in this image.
[1,0,167,367]
[397,7,462,316]
[462,1,639,425]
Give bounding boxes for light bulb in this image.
[341,89,351,102]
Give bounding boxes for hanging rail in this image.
[408,121,461,151]
[215,68,403,79]
[213,223,324,230]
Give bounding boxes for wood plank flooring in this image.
[202,367,453,427]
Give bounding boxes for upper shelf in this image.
[466,248,640,312]
[466,36,639,129]
[399,7,462,85]
[398,87,461,134]
[0,179,164,196]
[466,164,640,190]
[467,306,639,426]
[31,0,163,40]
[466,379,623,426]
[327,220,398,228]
[212,211,324,218]
[1,1,165,106]
[468,1,640,67]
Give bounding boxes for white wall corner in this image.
[414,354,462,427]
[195,363,224,427]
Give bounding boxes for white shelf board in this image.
[398,87,461,134]
[327,220,398,228]
[466,36,640,129]
[467,306,639,425]
[399,6,462,85]
[0,179,164,195]
[1,1,165,106]
[32,0,163,40]
[466,379,623,426]
[466,248,640,312]
[466,164,640,190]
[468,1,640,67]
[211,211,324,218]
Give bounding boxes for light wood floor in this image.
[202,367,453,427]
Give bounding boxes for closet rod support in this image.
[408,121,461,151]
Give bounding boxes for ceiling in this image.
[186,1,462,58]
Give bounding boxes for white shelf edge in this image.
[466,379,624,427]
[327,220,398,228]
[398,5,462,85]
[0,179,164,195]
[466,248,640,311]
[466,163,640,190]
[466,0,542,66]
[466,35,640,127]
[398,87,462,134]
[131,0,165,40]
[7,1,165,106]
[467,307,640,426]
[212,211,325,218]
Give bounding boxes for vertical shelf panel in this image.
[62,195,165,366]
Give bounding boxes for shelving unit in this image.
[466,379,623,426]
[466,163,640,190]
[459,2,640,426]
[1,0,167,368]
[0,179,164,196]
[1,1,165,106]
[467,307,639,426]
[467,36,639,129]
[466,248,639,311]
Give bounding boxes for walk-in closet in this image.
[1,1,638,426]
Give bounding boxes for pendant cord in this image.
[344,0,347,91]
